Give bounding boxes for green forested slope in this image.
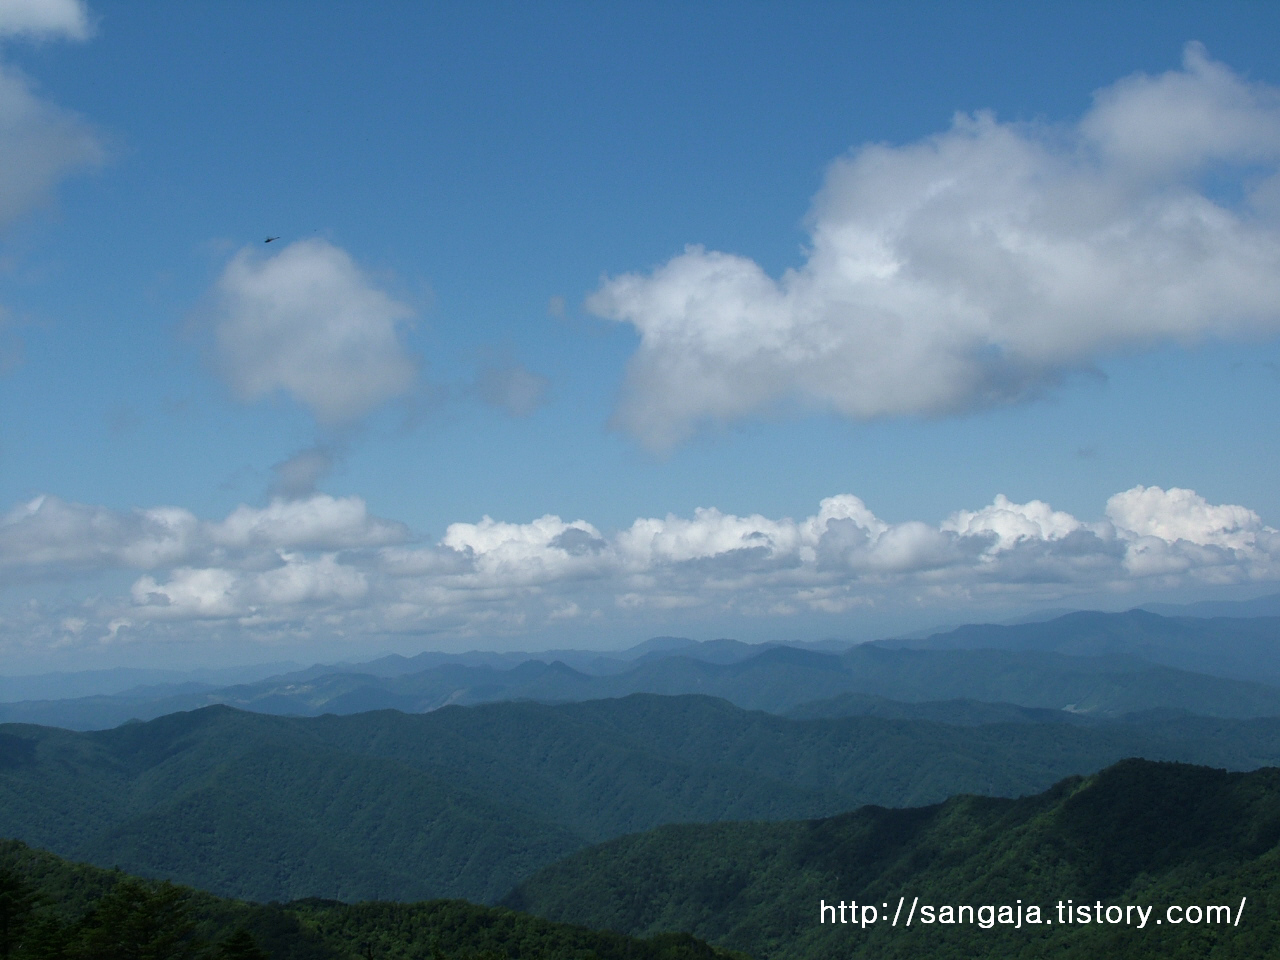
[0,838,740,960]
[0,708,583,904]
[505,759,1280,960]
[5,697,1280,904]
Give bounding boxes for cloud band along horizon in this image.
[1,483,1275,653]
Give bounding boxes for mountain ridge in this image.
[7,695,1280,904]
[505,758,1280,960]
[6,610,1280,730]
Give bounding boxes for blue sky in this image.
[3,0,1280,672]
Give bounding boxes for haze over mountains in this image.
[881,610,1280,687]
[4,605,1280,731]
[2,602,1280,958]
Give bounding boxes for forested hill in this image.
[0,838,739,960]
[506,759,1280,960]
[6,696,1280,903]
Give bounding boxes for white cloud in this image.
[617,507,803,566]
[441,515,608,585]
[0,496,198,573]
[2,484,1277,650]
[1106,485,1264,551]
[0,492,406,580]
[942,494,1092,552]
[130,553,369,622]
[131,567,240,620]
[210,495,407,552]
[589,45,1280,450]
[0,0,89,41]
[210,239,418,425]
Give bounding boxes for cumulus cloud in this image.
[1106,485,1265,551]
[1,484,1277,649]
[209,495,408,552]
[0,0,89,41]
[942,495,1090,552]
[589,44,1280,450]
[0,496,198,573]
[131,554,368,622]
[373,485,1279,629]
[441,514,607,585]
[0,492,406,580]
[210,239,418,425]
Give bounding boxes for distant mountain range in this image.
[877,609,1280,686]
[6,694,1280,904]
[4,609,1280,730]
[507,758,1280,960]
[1139,591,1280,619]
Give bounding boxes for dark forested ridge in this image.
[5,696,1280,904]
[506,759,1280,960]
[0,838,739,960]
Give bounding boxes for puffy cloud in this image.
[1106,485,1263,550]
[210,239,418,425]
[0,0,89,41]
[131,567,239,619]
[589,45,1280,450]
[942,494,1092,552]
[0,492,406,580]
[617,507,804,566]
[2,484,1277,648]
[210,495,407,552]
[441,515,608,585]
[130,554,367,621]
[0,496,198,573]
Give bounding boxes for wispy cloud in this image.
[0,0,99,393]
[590,44,1280,450]
[268,445,339,500]
[0,1,100,227]
[473,360,550,418]
[0,0,90,42]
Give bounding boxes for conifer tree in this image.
[69,880,201,960]
[215,929,267,960]
[0,867,37,960]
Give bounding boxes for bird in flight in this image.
[265,236,280,243]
